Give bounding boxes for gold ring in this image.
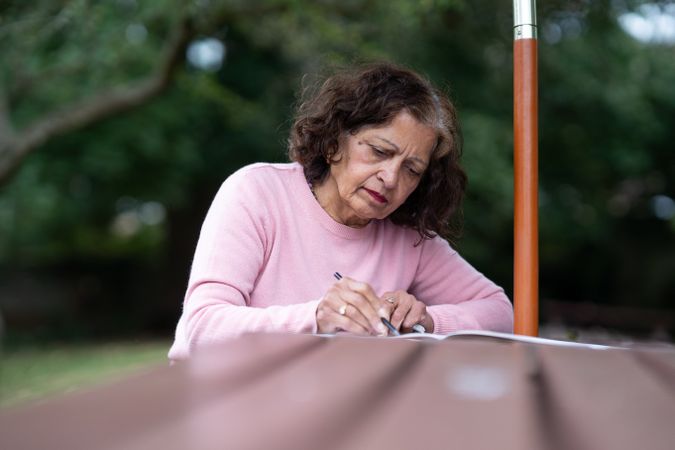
[385,297,396,304]
[339,304,347,315]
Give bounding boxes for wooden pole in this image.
[513,0,539,336]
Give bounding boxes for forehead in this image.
[360,112,437,160]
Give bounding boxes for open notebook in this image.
[390,330,620,350]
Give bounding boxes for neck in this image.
[312,179,370,228]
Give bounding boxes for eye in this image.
[406,165,421,177]
[370,145,386,157]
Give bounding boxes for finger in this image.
[378,292,399,320]
[323,281,378,334]
[316,303,337,334]
[317,302,371,335]
[345,278,383,313]
[337,302,372,333]
[390,299,413,330]
[377,301,395,322]
[331,310,371,335]
[402,302,427,330]
[341,290,387,335]
[381,291,398,303]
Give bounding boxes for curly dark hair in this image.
[288,62,467,242]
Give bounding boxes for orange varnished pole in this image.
[513,1,538,336]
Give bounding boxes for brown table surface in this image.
[1,333,674,450]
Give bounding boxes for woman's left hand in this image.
[380,290,434,334]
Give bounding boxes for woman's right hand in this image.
[316,276,391,336]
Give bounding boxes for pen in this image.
[380,317,400,336]
[333,272,400,336]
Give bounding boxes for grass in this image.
[0,340,171,408]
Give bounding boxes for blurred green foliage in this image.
[0,0,673,336]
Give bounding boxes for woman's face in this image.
[321,111,437,227]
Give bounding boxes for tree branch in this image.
[0,16,194,185]
[0,1,297,185]
[9,60,90,107]
[0,86,14,146]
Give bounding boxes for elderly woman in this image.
[169,63,512,360]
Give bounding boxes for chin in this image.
[368,210,391,221]
[355,201,392,221]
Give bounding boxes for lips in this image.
[364,188,388,204]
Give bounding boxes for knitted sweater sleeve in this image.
[411,236,514,334]
[175,168,319,357]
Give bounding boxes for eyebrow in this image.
[375,137,429,167]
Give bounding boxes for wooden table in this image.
[2,333,674,450]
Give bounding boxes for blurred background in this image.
[1,0,674,404]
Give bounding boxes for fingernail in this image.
[378,308,388,318]
[378,323,387,334]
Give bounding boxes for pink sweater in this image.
[168,163,513,359]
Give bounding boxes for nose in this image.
[377,162,399,189]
